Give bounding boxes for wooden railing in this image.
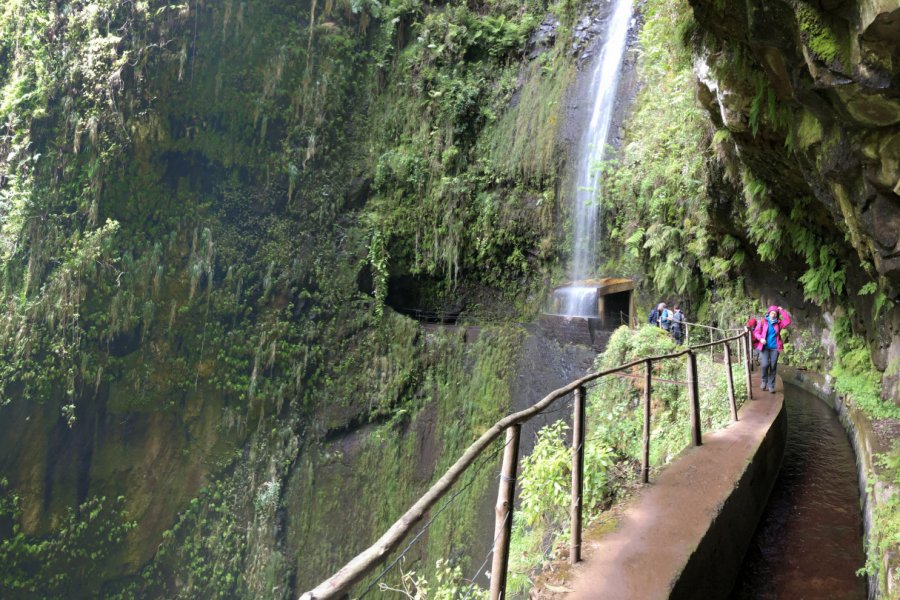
[300,330,755,600]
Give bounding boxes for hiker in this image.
[660,303,672,332]
[648,302,665,327]
[648,303,659,326]
[671,305,685,345]
[746,316,759,368]
[753,306,791,393]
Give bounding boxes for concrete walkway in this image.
[542,372,786,600]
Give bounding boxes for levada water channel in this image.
[730,382,867,599]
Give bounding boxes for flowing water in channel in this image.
[729,383,867,599]
[568,0,632,285]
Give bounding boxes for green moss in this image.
[858,442,900,594]
[0,1,400,593]
[600,0,711,304]
[481,55,574,184]
[362,1,572,295]
[796,109,823,149]
[795,2,847,66]
[277,326,520,594]
[0,482,137,599]
[830,317,900,420]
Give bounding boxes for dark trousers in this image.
[759,347,779,390]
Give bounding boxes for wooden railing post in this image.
[744,331,754,401]
[642,359,652,484]
[724,341,738,422]
[686,350,702,446]
[570,386,586,563]
[491,425,520,600]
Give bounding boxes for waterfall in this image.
[552,286,599,317]
[569,0,633,283]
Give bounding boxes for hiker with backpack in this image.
[648,302,665,327]
[752,306,791,392]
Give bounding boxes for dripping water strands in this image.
[566,0,633,315]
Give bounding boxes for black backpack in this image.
[648,307,659,325]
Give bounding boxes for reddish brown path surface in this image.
[547,372,783,600]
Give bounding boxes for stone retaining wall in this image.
[537,314,616,350]
[669,398,787,600]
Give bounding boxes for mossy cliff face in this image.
[684,0,900,399]
[0,0,595,597]
[677,0,900,593]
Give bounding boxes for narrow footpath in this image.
[540,371,785,600]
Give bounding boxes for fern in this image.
[874,291,890,321]
[749,83,765,137]
[765,86,777,125]
[743,176,767,201]
[783,127,796,155]
[788,221,818,264]
[858,281,878,295]
[798,245,846,305]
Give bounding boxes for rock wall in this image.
[0,1,588,596]
[688,0,900,400]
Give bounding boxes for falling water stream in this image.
[730,383,867,599]
[555,0,633,317]
[551,286,598,317]
[569,0,633,284]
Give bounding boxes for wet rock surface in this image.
[689,0,900,402]
[527,14,560,59]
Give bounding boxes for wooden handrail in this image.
[300,330,751,600]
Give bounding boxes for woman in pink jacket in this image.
[753,306,791,392]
